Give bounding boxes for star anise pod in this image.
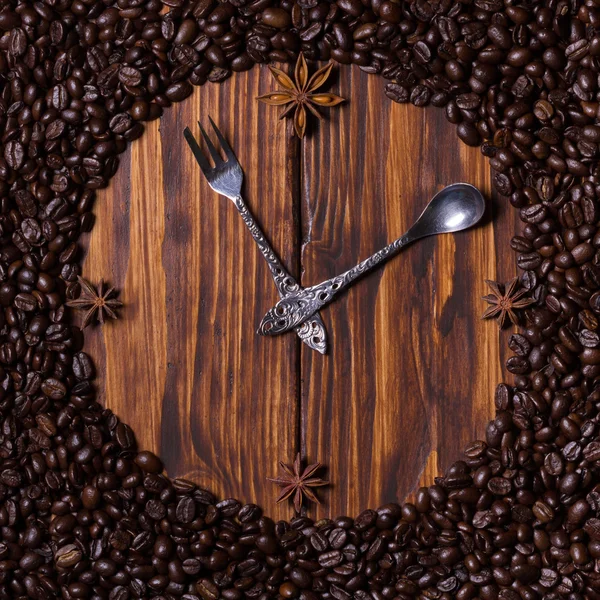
[268,453,329,513]
[257,53,345,138]
[481,277,534,329]
[66,276,123,329]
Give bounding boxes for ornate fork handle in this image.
[234,195,300,297]
[258,233,413,336]
[233,195,327,353]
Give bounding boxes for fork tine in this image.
[183,127,211,173]
[208,116,236,163]
[198,121,223,165]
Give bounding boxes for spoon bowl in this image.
[408,182,486,239]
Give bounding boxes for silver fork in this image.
[183,118,328,354]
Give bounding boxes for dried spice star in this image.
[257,52,345,138]
[482,277,534,329]
[268,453,329,513]
[66,276,123,329]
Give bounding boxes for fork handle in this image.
[233,195,300,297]
[233,195,328,354]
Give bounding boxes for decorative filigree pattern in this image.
[234,196,327,353]
[259,233,412,336]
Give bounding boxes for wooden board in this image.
[82,65,519,520]
[83,69,300,520]
[299,68,518,517]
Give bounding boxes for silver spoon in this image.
[257,183,486,338]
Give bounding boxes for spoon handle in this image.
[258,182,486,338]
[309,231,414,306]
[258,230,416,336]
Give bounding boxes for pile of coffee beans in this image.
[1,0,600,597]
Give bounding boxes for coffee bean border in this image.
[0,0,599,598]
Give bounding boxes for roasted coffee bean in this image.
[115,422,135,449]
[385,83,409,104]
[196,578,219,600]
[55,544,83,568]
[262,7,291,28]
[318,550,343,568]
[165,81,193,102]
[135,451,163,473]
[457,122,481,146]
[176,496,196,522]
[41,377,66,399]
[508,334,531,356]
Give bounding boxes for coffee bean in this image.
[262,8,291,28]
[176,496,196,522]
[115,422,135,449]
[119,66,142,87]
[532,501,554,523]
[9,26,27,57]
[309,531,329,552]
[41,377,66,399]
[82,485,101,509]
[72,352,95,380]
[14,292,37,312]
[410,84,431,107]
[55,544,83,568]
[5,140,25,170]
[533,100,554,121]
[457,122,481,146]
[165,81,193,102]
[196,578,219,600]
[146,498,167,520]
[487,477,511,495]
[135,451,163,473]
[385,83,409,103]
[318,550,343,568]
[511,564,540,584]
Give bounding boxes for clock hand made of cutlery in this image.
[258,183,486,339]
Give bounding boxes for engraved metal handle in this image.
[258,232,414,336]
[233,195,328,353]
[234,195,300,297]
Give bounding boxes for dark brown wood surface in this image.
[82,65,519,520]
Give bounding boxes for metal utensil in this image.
[183,118,328,354]
[257,183,486,337]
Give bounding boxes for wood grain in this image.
[83,70,300,519]
[299,67,519,517]
[82,64,519,520]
